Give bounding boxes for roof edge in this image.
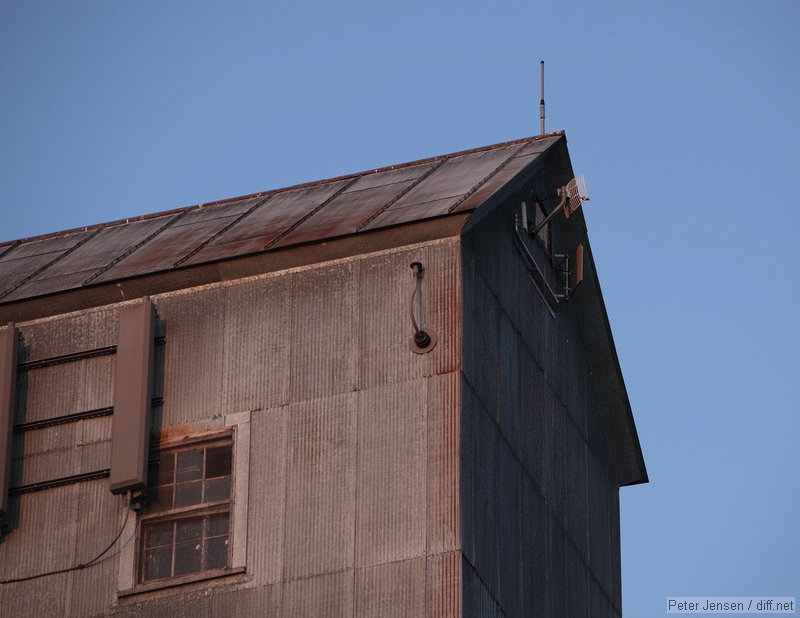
[0,132,565,248]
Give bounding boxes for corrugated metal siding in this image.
[67,482,123,618]
[248,405,287,586]
[221,276,291,413]
[426,373,460,555]
[461,161,624,616]
[426,551,461,617]
[355,557,426,617]
[283,393,356,579]
[282,570,354,616]
[155,287,227,428]
[288,263,358,403]
[0,238,465,616]
[355,383,426,567]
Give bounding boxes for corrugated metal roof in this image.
[0,133,562,304]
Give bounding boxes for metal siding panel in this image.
[460,377,477,567]
[347,163,437,192]
[357,249,429,390]
[565,539,590,618]
[0,572,69,617]
[588,449,613,601]
[68,482,123,617]
[274,180,418,247]
[113,593,212,618]
[452,136,560,214]
[5,218,175,300]
[14,440,109,486]
[426,373,460,555]
[0,484,79,582]
[222,276,291,413]
[462,269,499,425]
[521,476,546,617]
[472,399,499,603]
[17,307,118,363]
[110,298,154,494]
[566,417,589,563]
[209,584,284,618]
[548,515,567,616]
[183,180,351,266]
[282,569,354,617]
[496,439,522,618]
[463,557,504,617]
[248,406,288,586]
[521,348,547,496]
[498,313,522,459]
[289,262,358,403]
[155,288,226,427]
[610,487,622,613]
[388,147,520,213]
[0,323,17,523]
[361,197,458,230]
[355,382,426,567]
[425,239,462,377]
[548,396,567,531]
[426,551,461,618]
[93,201,260,283]
[14,353,115,427]
[283,393,356,579]
[355,556,425,617]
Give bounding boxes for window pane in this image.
[176,449,203,483]
[175,517,203,543]
[143,521,174,548]
[147,484,174,513]
[175,481,203,508]
[143,546,172,581]
[204,537,229,570]
[157,452,175,485]
[206,512,230,538]
[203,476,231,503]
[205,445,232,479]
[174,541,202,576]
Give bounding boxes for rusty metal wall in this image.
[0,236,463,616]
[460,158,622,616]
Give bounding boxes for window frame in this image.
[136,434,234,585]
[117,412,251,597]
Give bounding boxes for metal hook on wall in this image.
[408,261,437,354]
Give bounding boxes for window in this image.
[533,200,552,254]
[138,435,233,584]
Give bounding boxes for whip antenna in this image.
[539,60,545,135]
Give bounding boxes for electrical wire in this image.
[0,495,132,585]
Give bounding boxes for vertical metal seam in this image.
[0,227,104,300]
[351,262,360,617]
[281,277,294,584]
[264,177,360,251]
[0,241,21,260]
[446,140,534,214]
[173,194,274,267]
[355,158,449,232]
[81,210,194,286]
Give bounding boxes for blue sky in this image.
[2,1,798,615]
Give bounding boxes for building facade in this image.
[0,133,646,616]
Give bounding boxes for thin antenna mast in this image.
[539,60,545,135]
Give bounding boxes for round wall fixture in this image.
[409,328,437,354]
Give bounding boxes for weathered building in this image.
[0,132,646,616]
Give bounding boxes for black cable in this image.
[0,496,131,585]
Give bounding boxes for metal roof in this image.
[0,134,562,305]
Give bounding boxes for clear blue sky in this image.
[2,1,798,615]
